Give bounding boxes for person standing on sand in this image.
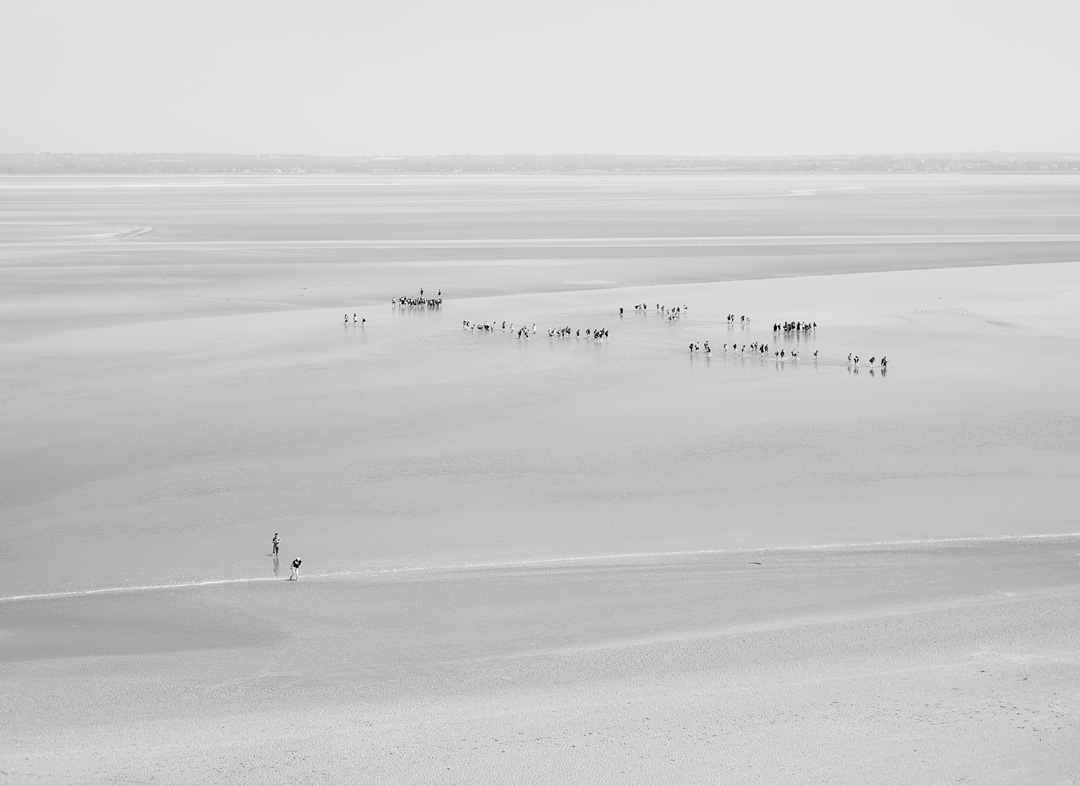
[289,558,302,581]
[272,533,279,557]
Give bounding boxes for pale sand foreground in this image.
[3,537,1079,784]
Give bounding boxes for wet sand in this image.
[3,258,1079,598]
[4,538,1079,784]
[2,173,1080,781]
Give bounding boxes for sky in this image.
[2,0,1078,156]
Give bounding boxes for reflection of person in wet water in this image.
[290,558,302,581]
[272,533,279,557]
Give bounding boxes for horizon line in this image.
[4,150,1080,159]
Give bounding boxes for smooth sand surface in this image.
[3,538,1079,784]
[3,173,1080,781]
[3,258,1080,598]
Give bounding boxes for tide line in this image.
[2,532,1077,604]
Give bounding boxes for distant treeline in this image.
[2,152,1079,174]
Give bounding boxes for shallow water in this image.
[2,173,1079,596]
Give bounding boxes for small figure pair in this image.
[271,533,301,580]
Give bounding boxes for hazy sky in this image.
[2,0,1077,155]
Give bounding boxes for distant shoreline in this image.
[3,151,1079,175]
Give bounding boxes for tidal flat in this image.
[2,172,1079,784]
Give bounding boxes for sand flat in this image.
[3,258,1080,597]
[3,172,1080,781]
[3,537,1079,784]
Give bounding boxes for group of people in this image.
[353,290,888,376]
[345,288,444,327]
[774,321,816,334]
[548,326,610,339]
[392,288,443,309]
[724,342,772,354]
[629,303,688,320]
[691,314,893,370]
[463,320,538,338]
[694,339,887,368]
[848,353,887,369]
[692,341,821,361]
[462,320,610,341]
[773,348,815,359]
[271,533,302,581]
